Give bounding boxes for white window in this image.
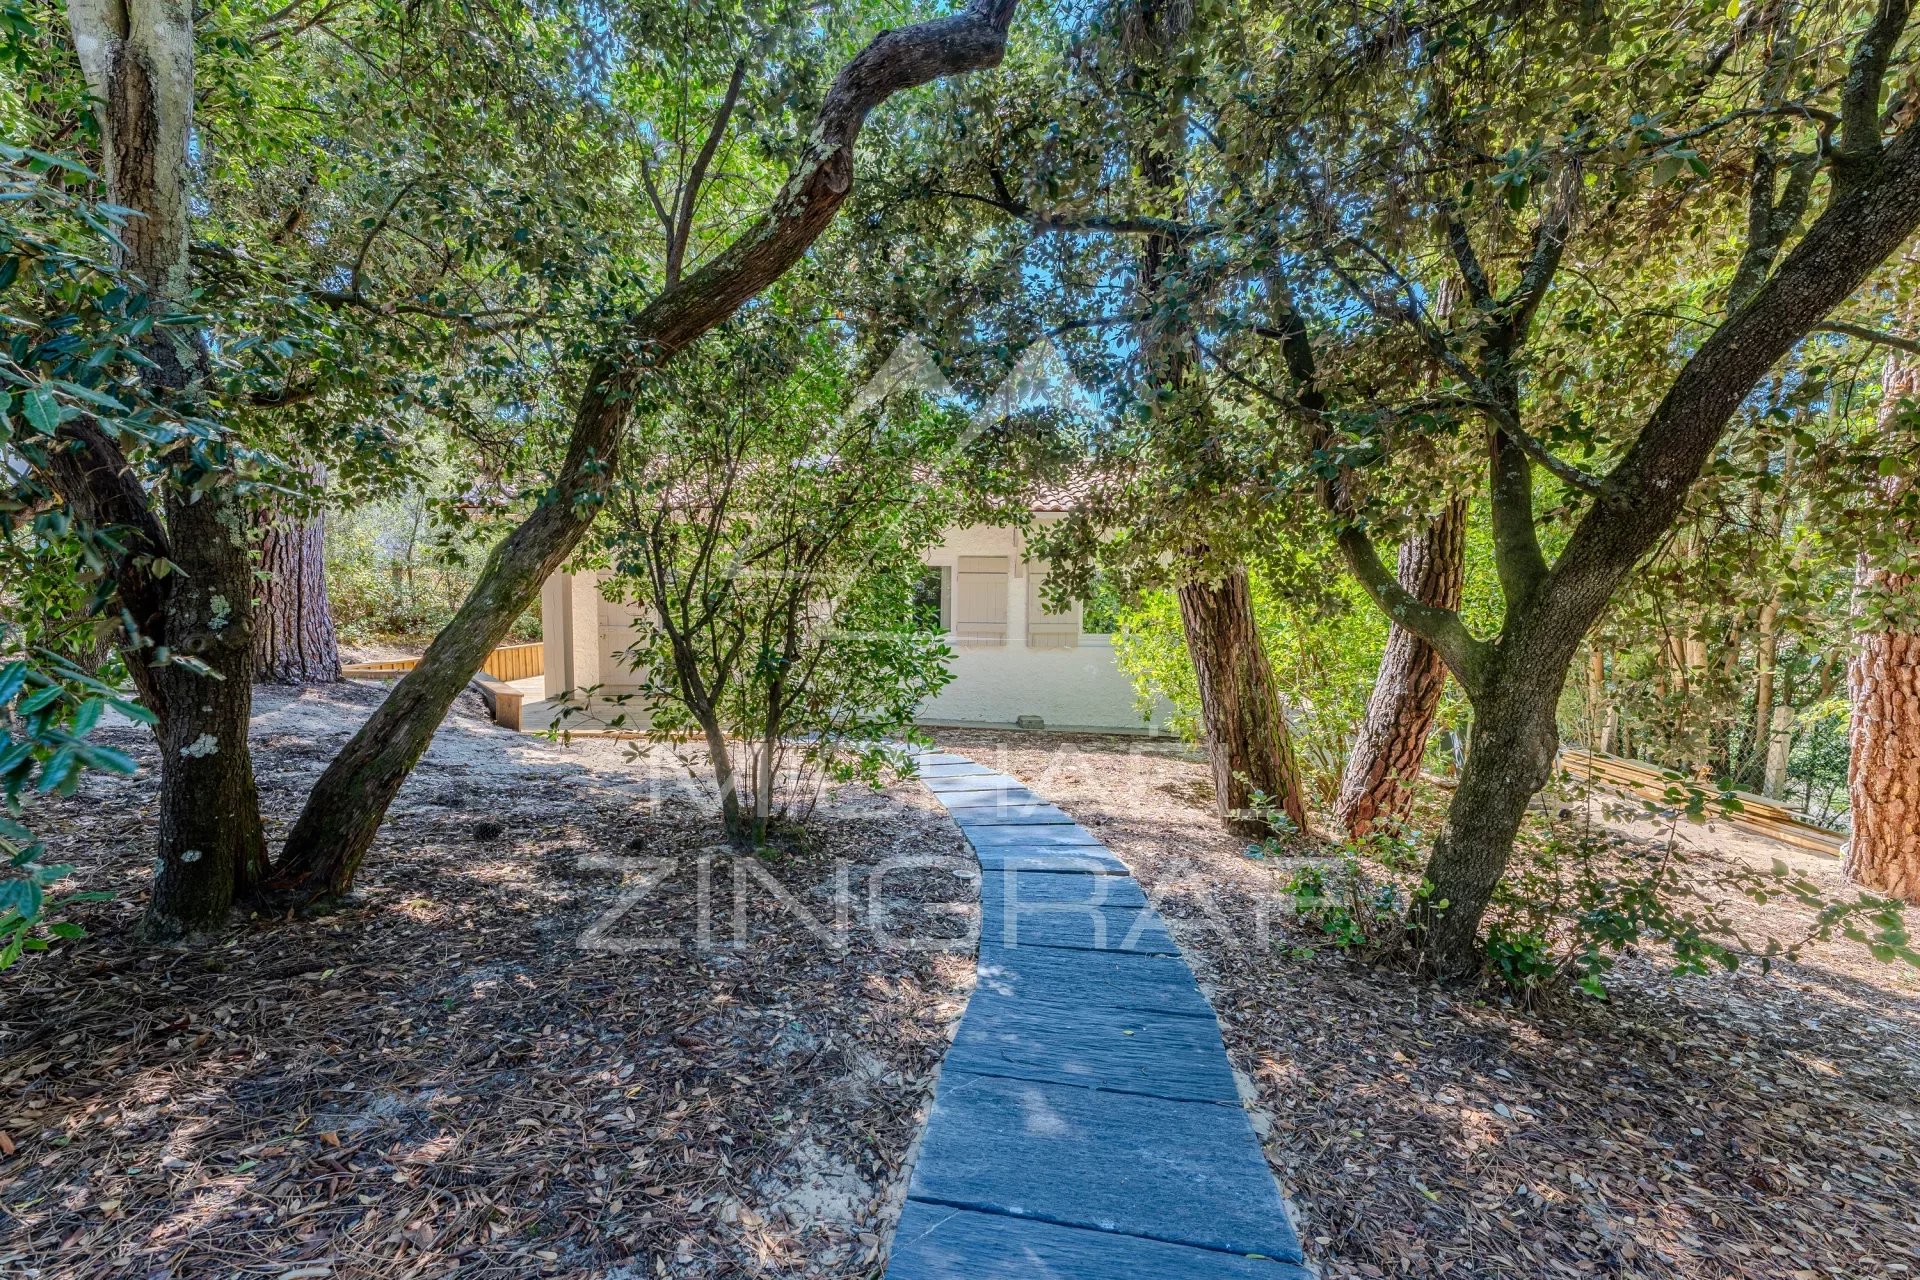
[954,555,1009,644]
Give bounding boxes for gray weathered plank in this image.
[971,847,1130,874]
[937,786,1045,810]
[922,773,1025,793]
[977,868,1148,909]
[963,823,1108,850]
[906,1072,1305,1264]
[916,762,1000,778]
[952,804,1079,827]
[946,993,1239,1102]
[982,903,1180,954]
[888,1201,1313,1279]
[972,944,1217,1020]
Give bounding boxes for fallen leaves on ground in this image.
[0,685,977,1279]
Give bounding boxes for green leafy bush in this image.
[1473,772,1920,998]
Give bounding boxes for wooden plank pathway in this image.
[885,753,1312,1279]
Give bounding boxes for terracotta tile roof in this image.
[1029,472,1101,513]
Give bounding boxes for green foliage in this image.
[1471,774,1920,999]
[1283,852,1405,951]
[0,150,259,953]
[1483,924,1557,994]
[326,494,540,646]
[568,316,972,839]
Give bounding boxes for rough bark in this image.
[262,0,1026,904]
[252,466,342,684]
[1844,353,1920,903]
[1410,653,1565,969]
[1337,498,1466,838]
[63,0,267,937]
[1176,567,1311,835]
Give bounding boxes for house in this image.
[531,495,1168,735]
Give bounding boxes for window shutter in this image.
[954,555,1009,644]
[1026,564,1080,649]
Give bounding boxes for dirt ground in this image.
[0,685,978,1280]
[8,700,1918,1279]
[932,729,1920,1280]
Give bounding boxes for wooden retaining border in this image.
[1559,747,1845,858]
[340,640,544,682]
[342,641,543,733]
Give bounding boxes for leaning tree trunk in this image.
[261,0,1025,905]
[1844,351,1920,904]
[1337,497,1465,838]
[252,466,342,684]
[1411,651,1566,972]
[1177,566,1311,836]
[66,0,267,937]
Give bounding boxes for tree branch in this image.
[1243,275,1492,695]
[930,186,1207,238]
[1551,117,1920,625]
[1335,523,1489,699]
[1817,319,1920,355]
[1440,202,1492,307]
[1835,0,1913,189]
[1494,167,1578,348]
[666,57,747,289]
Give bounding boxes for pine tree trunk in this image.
[252,466,341,684]
[1740,599,1781,788]
[1763,702,1794,797]
[1176,566,1310,836]
[1336,498,1465,837]
[1844,353,1920,904]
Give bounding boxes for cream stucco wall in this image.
[535,517,1173,735]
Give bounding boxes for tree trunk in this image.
[703,712,746,838]
[1844,352,1920,904]
[1176,566,1311,836]
[260,0,1025,905]
[1411,659,1564,974]
[64,0,267,938]
[252,466,342,684]
[1763,702,1794,798]
[145,486,270,930]
[1740,598,1781,788]
[264,421,622,900]
[1336,498,1465,838]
